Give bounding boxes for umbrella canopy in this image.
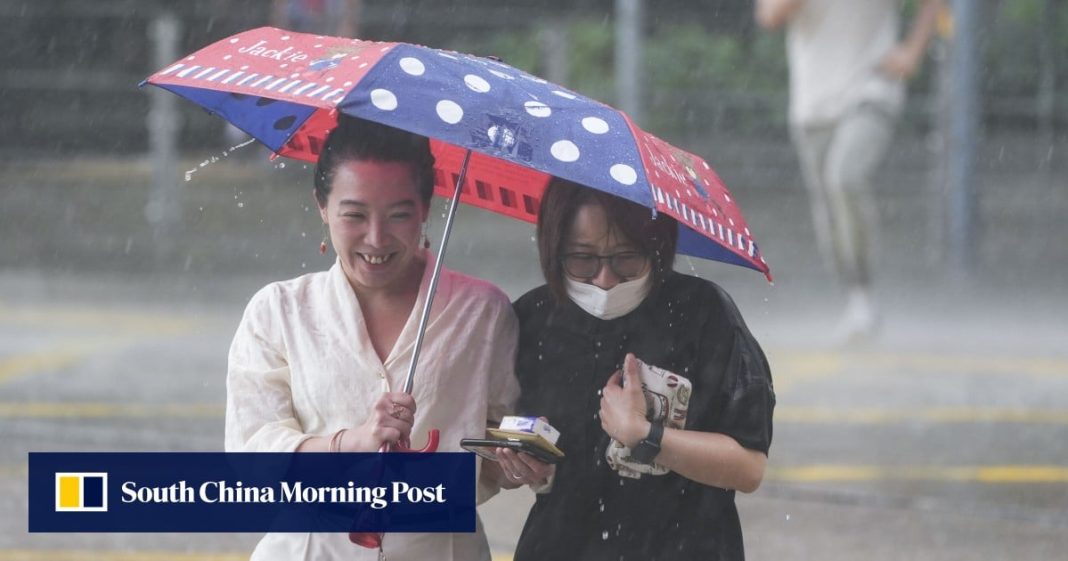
[144,26,770,280]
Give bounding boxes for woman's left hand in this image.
[599,353,651,448]
[495,447,555,488]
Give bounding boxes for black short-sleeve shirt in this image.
[511,272,775,561]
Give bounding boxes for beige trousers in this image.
[791,104,896,289]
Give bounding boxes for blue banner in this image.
[29,452,476,533]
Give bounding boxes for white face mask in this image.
[565,273,652,320]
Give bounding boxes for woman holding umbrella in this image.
[496,179,775,560]
[225,116,519,560]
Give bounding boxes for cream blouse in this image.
[226,253,519,560]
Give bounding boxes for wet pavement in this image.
[1,143,1066,559]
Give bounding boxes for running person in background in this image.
[756,0,944,341]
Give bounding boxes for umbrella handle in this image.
[349,429,441,549]
[392,429,441,453]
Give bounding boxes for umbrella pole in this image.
[349,150,473,552]
[402,148,472,395]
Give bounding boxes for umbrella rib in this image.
[401,149,473,395]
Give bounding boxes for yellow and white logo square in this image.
[55,472,108,512]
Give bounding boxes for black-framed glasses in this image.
[561,251,650,280]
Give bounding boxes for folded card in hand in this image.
[606,358,692,479]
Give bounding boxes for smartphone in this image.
[459,438,564,465]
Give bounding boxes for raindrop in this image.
[599,503,605,512]
[277,162,286,169]
[538,354,543,361]
[685,256,699,277]
[301,232,307,237]
[301,262,307,269]
[237,202,245,208]
[198,207,204,212]
[785,514,791,521]
[601,531,609,541]
[228,138,257,153]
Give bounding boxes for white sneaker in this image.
[834,289,879,344]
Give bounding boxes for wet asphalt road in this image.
[2,260,1065,560]
[2,150,1066,560]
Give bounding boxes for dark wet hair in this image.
[537,177,678,303]
[313,115,435,207]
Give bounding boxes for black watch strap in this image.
[630,421,663,464]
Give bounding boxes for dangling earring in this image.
[319,224,329,255]
[421,223,430,249]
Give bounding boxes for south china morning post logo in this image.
[30,452,476,532]
[54,472,108,512]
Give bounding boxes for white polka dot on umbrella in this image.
[436,100,463,124]
[582,117,609,134]
[551,140,580,162]
[400,57,425,76]
[610,164,637,185]
[371,89,397,110]
[525,101,551,118]
[464,74,491,93]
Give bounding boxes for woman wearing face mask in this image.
[225,116,519,560]
[496,178,775,561]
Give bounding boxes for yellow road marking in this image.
[0,464,27,477]
[0,346,95,385]
[771,350,1068,379]
[767,351,843,391]
[776,406,1068,424]
[0,402,223,418]
[769,464,1068,483]
[0,303,208,386]
[0,304,200,335]
[6,402,1068,426]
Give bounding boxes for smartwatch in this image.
[629,421,663,464]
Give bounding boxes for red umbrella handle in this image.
[349,429,441,548]
[391,428,440,453]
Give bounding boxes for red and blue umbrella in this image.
[144,26,771,280]
[145,25,772,551]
